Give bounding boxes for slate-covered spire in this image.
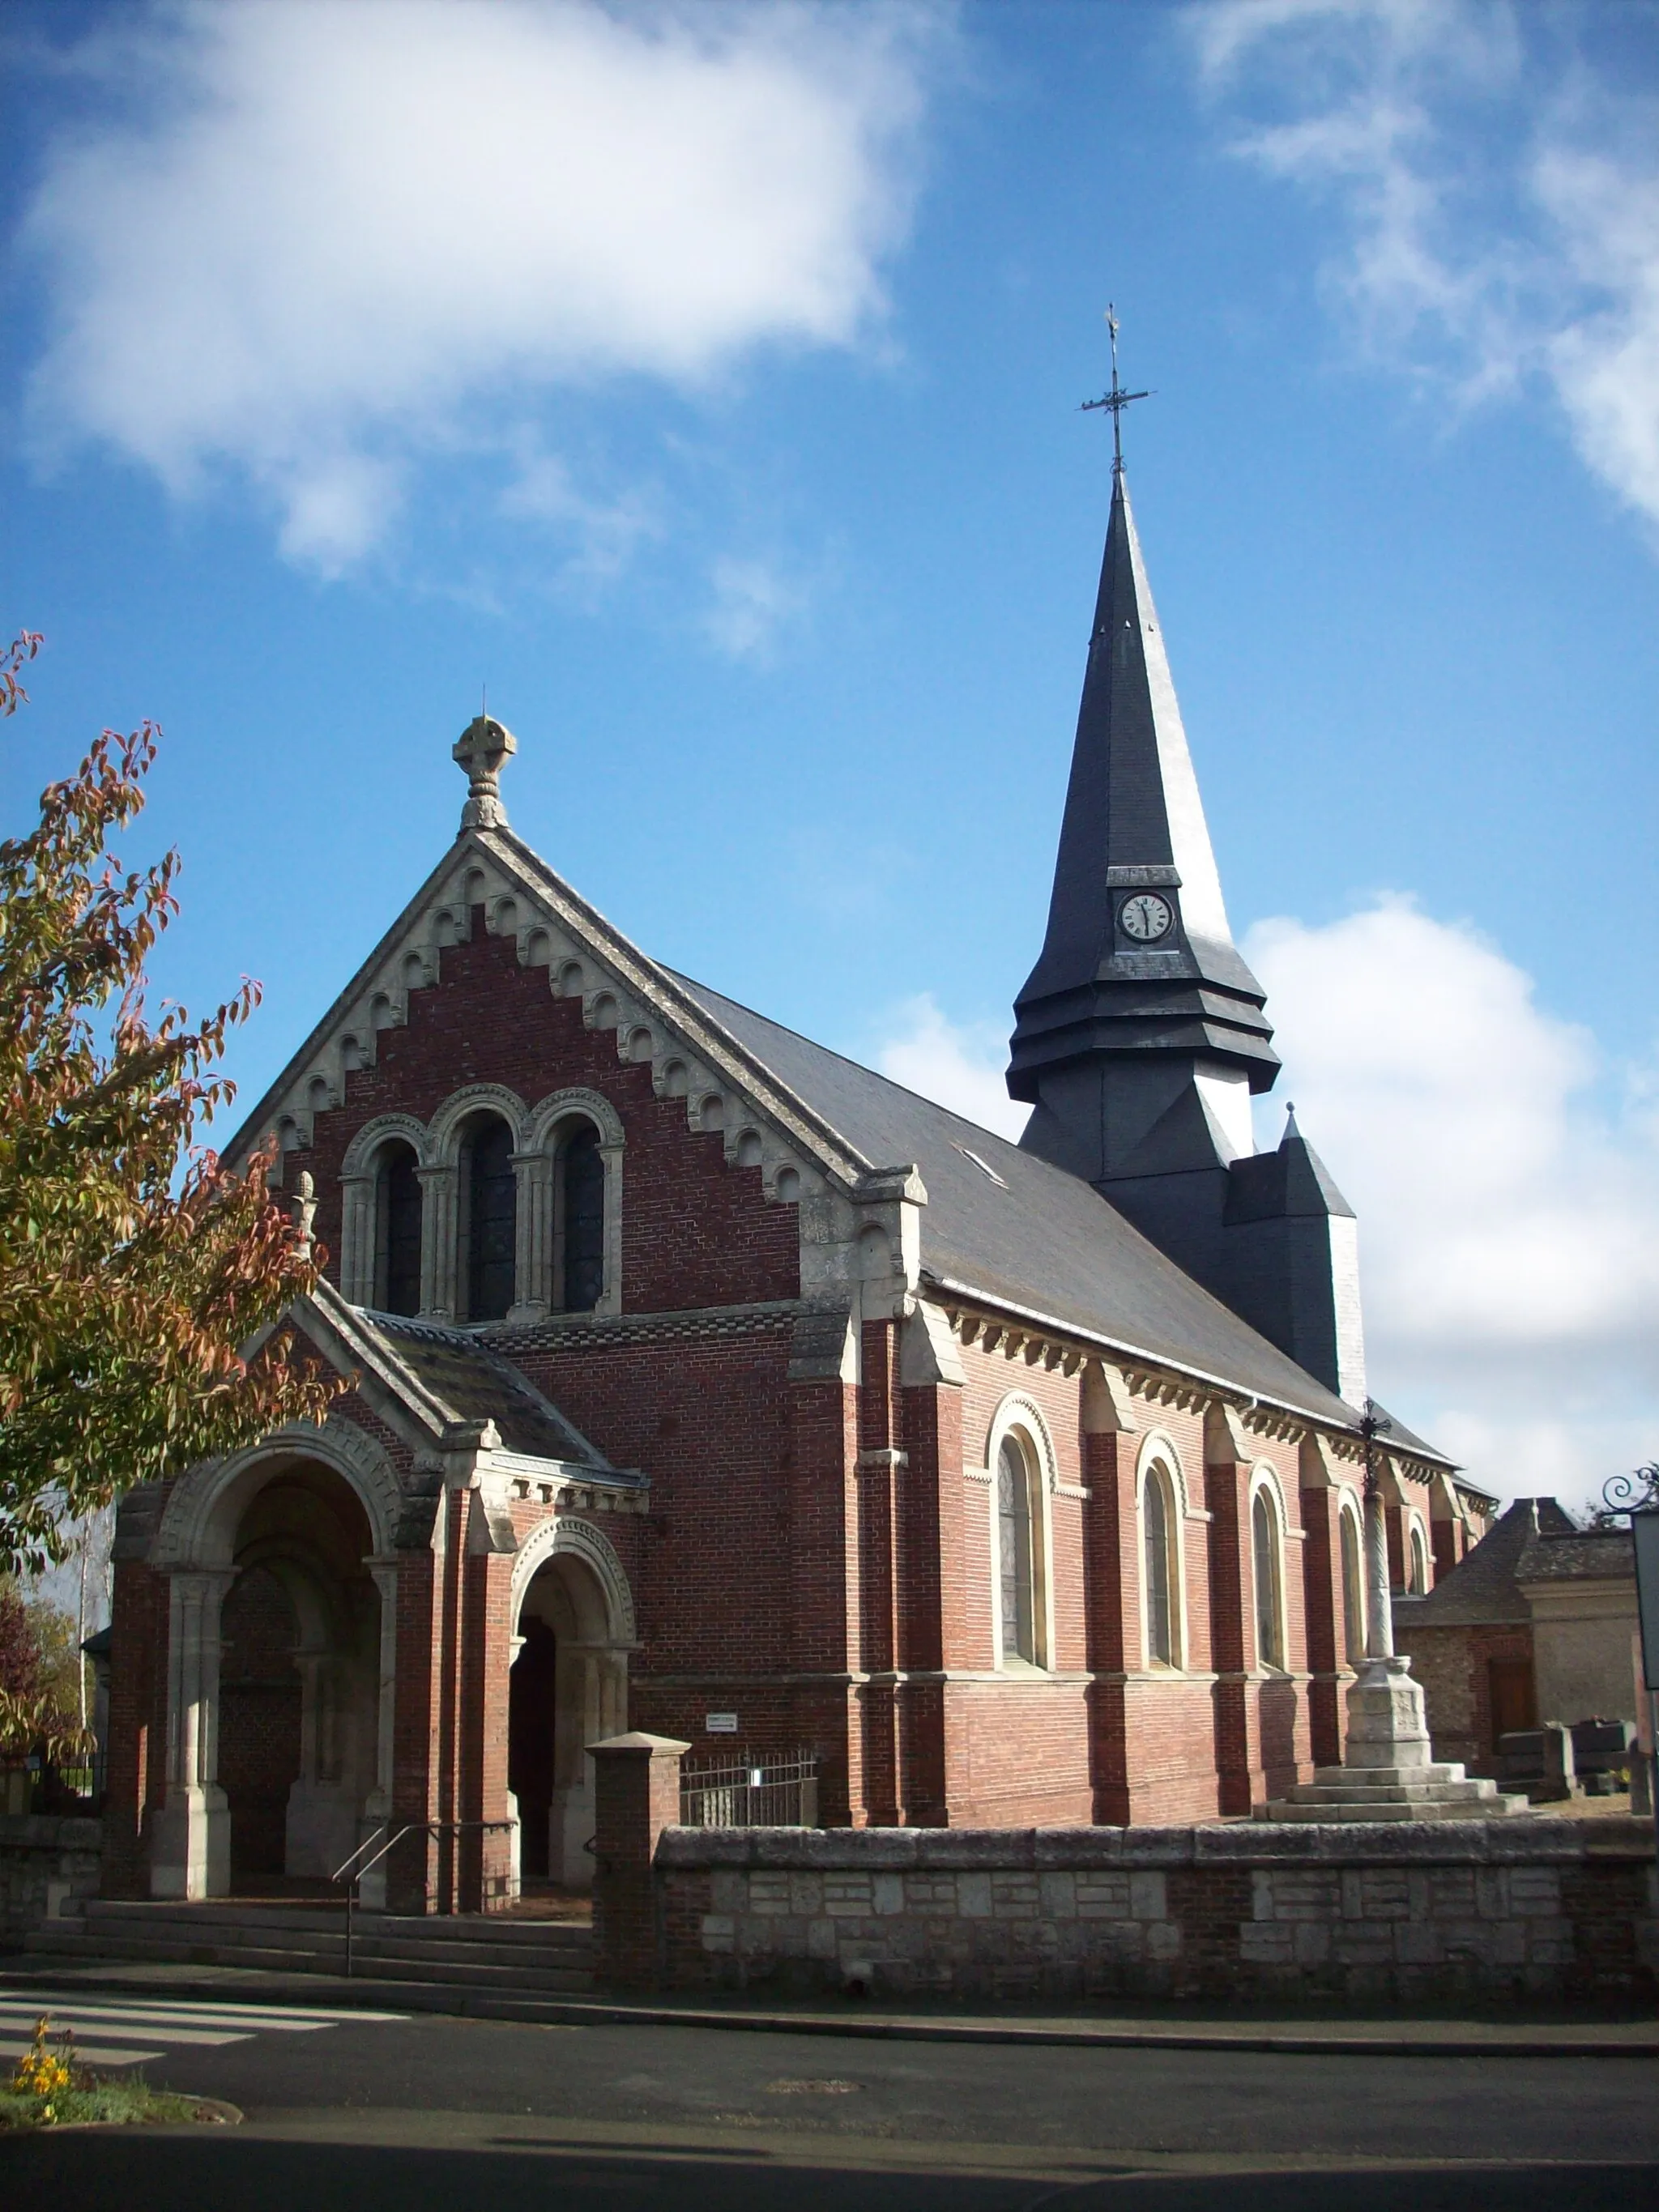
[1008,464,1278,1189]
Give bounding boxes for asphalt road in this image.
[6,1997,1659,2210]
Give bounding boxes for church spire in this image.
[1008,332,1277,1189]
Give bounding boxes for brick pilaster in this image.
[591,1732,689,1990]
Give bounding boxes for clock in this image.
[1120,892,1173,944]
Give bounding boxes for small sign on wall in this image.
[705,1711,739,1734]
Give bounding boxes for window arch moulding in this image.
[1135,1443,1187,1673]
[984,1392,1058,1674]
[1249,1468,1290,1675]
[339,1114,433,1308]
[527,1087,625,1320]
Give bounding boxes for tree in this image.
[0,631,339,1575]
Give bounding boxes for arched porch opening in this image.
[510,1543,629,1890]
[217,1460,381,1890]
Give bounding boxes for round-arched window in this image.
[1143,1465,1175,1667]
[374,1140,423,1317]
[559,1124,605,1313]
[997,1434,1038,1666]
[1252,1488,1285,1672]
[1409,1523,1430,1596]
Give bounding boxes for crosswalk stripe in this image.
[0,2040,164,2069]
[0,1988,405,2024]
[0,2015,251,2048]
[0,2003,326,2035]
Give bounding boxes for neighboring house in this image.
[102,450,1495,1912]
[1393,1498,1638,1774]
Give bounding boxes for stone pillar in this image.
[340,1171,376,1306]
[509,1149,553,1322]
[419,1161,458,1321]
[150,1570,234,1900]
[591,1733,689,1991]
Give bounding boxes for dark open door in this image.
[1489,1657,1537,1746]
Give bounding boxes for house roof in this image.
[1516,1524,1636,1584]
[1396,1497,1614,1628]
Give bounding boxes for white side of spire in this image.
[1120,483,1233,947]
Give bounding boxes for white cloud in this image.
[1188,0,1659,534]
[702,554,808,662]
[875,994,1030,1140]
[18,0,936,572]
[1247,898,1659,1502]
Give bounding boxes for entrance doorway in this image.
[216,1461,381,1887]
[1489,1657,1537,1748]
[510,1546,629,1888]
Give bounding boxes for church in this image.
[103,433,1498,1912]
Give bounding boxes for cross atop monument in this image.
[1080,303,1149,473]
[453,711,517,833]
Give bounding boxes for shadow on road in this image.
[3,2134,1656,2211]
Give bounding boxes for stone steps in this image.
[23,1899,594,1993]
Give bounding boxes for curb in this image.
[4,1958,1657,2058]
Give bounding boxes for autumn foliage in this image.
[0,632,338,1574]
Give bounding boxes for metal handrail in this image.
[330,1818,517,1978]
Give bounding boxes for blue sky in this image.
[3,0,1657,1507]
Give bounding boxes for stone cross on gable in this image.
[453,713,518,832]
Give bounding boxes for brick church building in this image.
[104,450,1495,1911]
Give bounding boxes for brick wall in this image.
[644,1818,1659,2005]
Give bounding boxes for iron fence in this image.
[679,1748,819,1830]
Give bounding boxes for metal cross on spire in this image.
[1080,303,1149,472]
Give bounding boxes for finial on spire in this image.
[1081,302,1150,473]
[1283,1102,1300,1142]
[453,711,517,833]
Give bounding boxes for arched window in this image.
[1409,1523,1430,1596]
[1252,1488,1285,1671]
[374,1141,423,1317]
[464,1115,517,1322]
[1339,1503,1366,1667]
[997,1434,1038,1666]
[559,1125,605,1313]
[1143,1465,1175,1667]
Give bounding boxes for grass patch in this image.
[0,2074,211,2130]
[2,2016,234,2131]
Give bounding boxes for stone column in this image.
[509,1149,552,1322]
[150,1570,235,1900]
[339,1171,376,1306]
[591,1733,689,1991]
[419,1161,457,1320]
[1346,1454,1434,1773]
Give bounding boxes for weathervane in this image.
[1080,303,1150,472]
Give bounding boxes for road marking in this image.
[0,1987,407,2070]
[0,2001,328,2035]
[0,2039,164,2068]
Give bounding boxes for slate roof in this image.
[672,971,1373,1432]
[1516,1526,1635,1584]
[353,1308,619,1469]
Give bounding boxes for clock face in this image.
[1120,892,1174,944]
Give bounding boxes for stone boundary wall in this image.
[638,1818,1659,2004]
[0,1814,102,1946]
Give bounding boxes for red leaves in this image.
[0,635,341,1571]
